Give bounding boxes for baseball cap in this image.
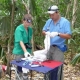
[47,5,59,14]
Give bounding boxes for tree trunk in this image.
[22,0,30,14]
[6,0,15,75]
[71,0,78,28]
[65,0,72,18]
[70,0,78,59]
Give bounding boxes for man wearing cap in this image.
[42,5,72,80]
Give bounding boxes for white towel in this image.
[33,35,50,61]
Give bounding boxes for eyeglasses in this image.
[27,19,32,23]
[24,18,32,23]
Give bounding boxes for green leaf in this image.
[71,53,80,66]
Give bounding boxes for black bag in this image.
[24,43,32,49]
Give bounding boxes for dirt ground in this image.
[63,54,80,80]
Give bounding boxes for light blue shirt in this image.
[42,17,72,47]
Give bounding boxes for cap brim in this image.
[47,11,56,14]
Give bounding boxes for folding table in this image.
[10,60,63,80]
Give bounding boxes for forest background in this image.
[0,0,80,79]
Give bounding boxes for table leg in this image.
[30,70,32,80]
[10,64,11,80]
[60,65,63,80]
[44,72,50,80]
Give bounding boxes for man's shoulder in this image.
[61,17,70,23]
[46,19,52,23]
[47,19,52,21]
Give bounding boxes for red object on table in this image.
[31,60,63,69]
[41,60,63,68]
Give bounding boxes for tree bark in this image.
[22,0,30,14]
[65,0,72,18]
[6,0,15,74]
[71,0,78,28]
[70,0,78,59]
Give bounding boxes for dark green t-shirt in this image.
[12,24,33,55]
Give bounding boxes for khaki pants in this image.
[47,46,64,80]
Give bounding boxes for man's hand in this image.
[45,31,50,36]
[50,32,58,37]
[24,51,31,58]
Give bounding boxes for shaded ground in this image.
[63,53,80,80]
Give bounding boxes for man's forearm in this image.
[58,33,71,39]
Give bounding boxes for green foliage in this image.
[71,28,80,53]
[71,53,80,66]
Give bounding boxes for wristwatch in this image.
[58,33,60,36]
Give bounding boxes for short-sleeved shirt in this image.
[42,17,72,47]
[12,24,33,55]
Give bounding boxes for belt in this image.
[52,45,57,47]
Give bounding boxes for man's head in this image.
[47,5,60,21]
